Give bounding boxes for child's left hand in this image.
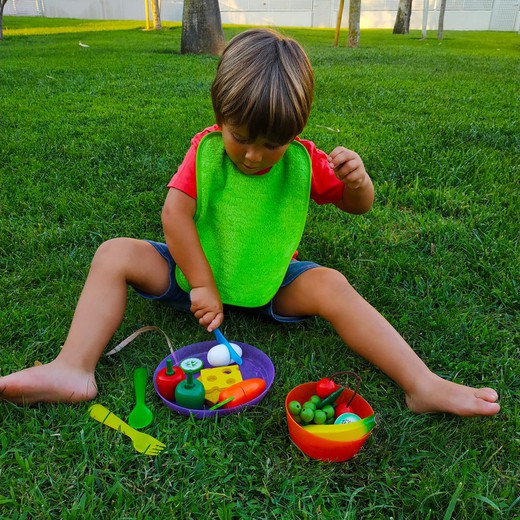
[328,147,368,190]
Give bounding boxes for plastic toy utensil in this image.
[89,404,165,456]
[128,367,154,429]
[214,328,242,365]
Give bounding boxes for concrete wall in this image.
[4,0,520,31]
[218,9,499,31]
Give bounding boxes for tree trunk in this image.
[437,0,447,39]
[181,0,225,55]
[421,0,429,38]
[347,0,361,48]
[0,0,8,41]
[150,0,162,30]
[393,0,413,34]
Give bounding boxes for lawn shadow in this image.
[152,49,182,55]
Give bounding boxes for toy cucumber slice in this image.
[179,357,204,373]
[304,413,377,442]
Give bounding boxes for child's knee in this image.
[298,267,352,307]
[310,268,355,311]
[92,238,134,268]
[316,267,350,290]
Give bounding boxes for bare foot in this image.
[0,359,98,405]
[405,373,500,416]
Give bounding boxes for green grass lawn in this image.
[1,17,519,519]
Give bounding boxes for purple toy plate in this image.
[153,340,275,418]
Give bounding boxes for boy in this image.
[0,29,499,416]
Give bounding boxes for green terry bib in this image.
[175,132,311,307]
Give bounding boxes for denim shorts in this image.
[133,240,321,323]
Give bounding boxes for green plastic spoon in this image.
[128,367,154,429]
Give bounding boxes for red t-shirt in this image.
[168,125,345,204]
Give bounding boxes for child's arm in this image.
[328,147,374,214]
[161,188,224,332]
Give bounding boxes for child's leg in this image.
[0,238,171,404]
[273,267,500,417]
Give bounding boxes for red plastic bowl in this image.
[285,382,375,462]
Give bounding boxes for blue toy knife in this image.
[214,328,243,365]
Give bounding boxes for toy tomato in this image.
[315,377,341,399]
[155,358,185,401]
[334,402,354,418]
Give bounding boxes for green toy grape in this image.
[322,404,335,419]
[309,395,322,408]
[300,407,314,423]
[288,400,302,416]
[313,410,327,424]
[302,401,316,411]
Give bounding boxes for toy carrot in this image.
[218,378,266,408]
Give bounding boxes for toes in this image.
[475,387,499,403]
[477,401,500,416]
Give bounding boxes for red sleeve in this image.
[167,125,220,199]
[168,130,345,205]
[297,137,345,205]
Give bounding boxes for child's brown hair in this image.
[211,28,314,145]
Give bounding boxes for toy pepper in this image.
[175,358,205,409]
[155,358,185,401]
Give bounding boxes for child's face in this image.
[221,123,292,175]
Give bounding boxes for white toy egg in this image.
[207,343,243,367]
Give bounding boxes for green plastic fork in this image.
[89,404,165,456]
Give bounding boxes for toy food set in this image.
[91,326,274,458]
[100,327,375,461]
[285,372,377,462]
[153,336,275,418]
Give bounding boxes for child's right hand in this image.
[190,286,224,332]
